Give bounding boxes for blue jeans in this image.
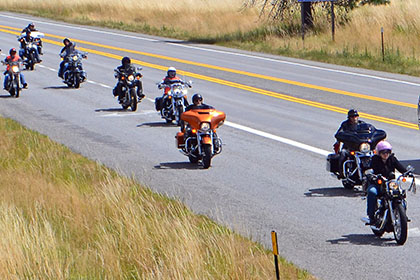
[367,184,379,218]
[4,73,26,89]
[19,48,40,62]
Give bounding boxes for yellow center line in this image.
[1,24,416,109]
[0,27,417,130]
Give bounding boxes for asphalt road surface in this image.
[1,12,420,280]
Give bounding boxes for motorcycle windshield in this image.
[335,123,386,151]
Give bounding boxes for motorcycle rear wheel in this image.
[202,144,212,169]
[393,204,408,245]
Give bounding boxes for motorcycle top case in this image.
[326,153,340,173]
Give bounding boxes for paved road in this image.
[0,12,420,280]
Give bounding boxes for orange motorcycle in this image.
[176,108,226,168]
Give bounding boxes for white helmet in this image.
[167,67,176,78]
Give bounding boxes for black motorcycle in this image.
[365,167,416,245]
[114,67,143,111]
[61,51,87,88]
[21,42,39,71]
[327,123,386,190]
[2,61,23,98]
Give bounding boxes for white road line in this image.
[408,227,420,237]
[2,13,420,87]
[224,120,330,156]
[98,110,157,117]
[0,14,158,42]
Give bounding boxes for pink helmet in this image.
[376,140,392,153]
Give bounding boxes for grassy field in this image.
[1,0,420,75]
[0,116,315,279]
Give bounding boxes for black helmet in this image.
[122,56,131,65]
[192,93,203,103]
[63,38,71,44]
[29,22,35,28]
[9,48,16,55]
[347,109,359,118]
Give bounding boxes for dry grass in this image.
[0,0,261,36]
[0,117,314,279]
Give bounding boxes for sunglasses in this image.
[380,150,391,155]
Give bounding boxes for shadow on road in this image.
[0,94,14,98]
[154,161,201,170]
[304,187,365,198]
[400,159,420,175]
[327,233,398,247]
[43,85,71,90]
[137,122,176,128]
[95,108,128,112]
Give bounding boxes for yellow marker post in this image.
[271,230,280,280]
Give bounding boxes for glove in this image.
[333,142,340,154]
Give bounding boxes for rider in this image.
[21,23,43,55]
[58,38,86,81]
[185,93,214,111]
[113,56,145,102]
[19,30,41,63]
[333,109,366,178]
[3,48,27,90]
[158,67,184,94]
[365,140,408,225]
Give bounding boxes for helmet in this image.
[63,38,71,44]
[192,93,203,104]
[28,22,35,28]
[122,56,131,65]
[9,48,16,55]
[167,67,176,78]
[376,140,392,153]
[347,109,359,118]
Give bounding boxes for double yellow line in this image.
[1,24,418,130]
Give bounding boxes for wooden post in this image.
[271,231,280,280]
[331,1,335,42]
[381,27,385,62]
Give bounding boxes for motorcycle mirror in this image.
[407,165,415,172]
[137,67,143,71]
[365,169,374,175]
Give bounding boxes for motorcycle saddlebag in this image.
[326,153,340,173]
[155,97,162,111]
[176,132,185,148]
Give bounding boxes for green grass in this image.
[0,116,316,279]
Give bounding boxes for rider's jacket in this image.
[19,36,35,49]
[116,64,137,76]
[60,43,76,58]
[160,76,182,94]
[4,55,22,71]
[370,154,407,180]
[335,119,366,134]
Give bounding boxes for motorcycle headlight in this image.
[11,65,19,73]
[359,143,370,153]
[128,75,134,81]
[72,55,78,61]
[200,122,211,131]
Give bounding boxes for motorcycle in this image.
[417,95,420,129]
[364,167,416,245]
[114,67,143,111]
[18,32,44,71]
[155,80,192,125]
[20,31,44,55]
[175,108,225,168]
[327,123,386,190]
[2,61,23,98]
[61,51,87,88]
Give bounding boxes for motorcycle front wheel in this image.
[14,78,20,98]
[342,180,354,190]
[74,73,80,89]
[393,204,408,245]
[202,144,212,169]
[130,88,137,112]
